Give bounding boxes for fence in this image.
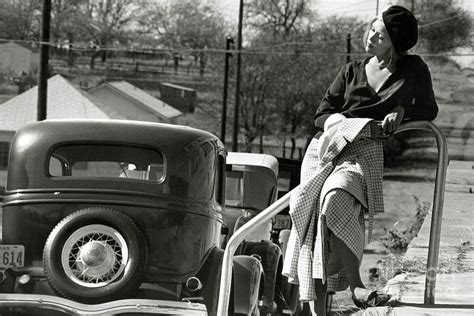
[50,50,208,77]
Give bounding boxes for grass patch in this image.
[368,193,473,290]
[379,196,430,254]
[367,241,474,291]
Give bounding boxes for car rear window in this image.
[49,144,164,182]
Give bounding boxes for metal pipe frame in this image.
[394,121,448,305]
[217,121,447,314]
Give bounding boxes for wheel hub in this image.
[80,242,108,267]
[76,241,117,279]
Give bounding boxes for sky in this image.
[217,0,394,24]
[310,0,392,18]
[217,0,474,23]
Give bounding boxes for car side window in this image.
[49,155,69,176]
[48,144,165,183]
[225,170,244,207]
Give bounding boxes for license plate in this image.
[0,245,25,268]
[273,215,291,229]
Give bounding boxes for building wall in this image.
[160,83,196,113]
[0,43,36,75]
[89,86,172,123]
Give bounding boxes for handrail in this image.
[217,121,448,314]
[394,121,448,305]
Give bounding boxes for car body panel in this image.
[2,201,221,281]
[0,294,207,315]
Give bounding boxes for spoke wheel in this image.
[43,208,148,303]
[62,224,128,287]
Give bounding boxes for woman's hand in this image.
[381,105,405,135]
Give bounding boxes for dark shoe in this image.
[352,290,391,309]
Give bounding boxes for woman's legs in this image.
[311,232,370,315]
[311,188,369,315]
[310,279,327,315]
[331,233,366,292]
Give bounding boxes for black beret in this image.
[382,5,418,53]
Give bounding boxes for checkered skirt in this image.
[282,118,384,301]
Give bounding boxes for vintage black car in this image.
[0,119,267,315]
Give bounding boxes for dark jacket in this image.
[314,55,438,136]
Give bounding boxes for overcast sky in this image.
[217,0,394,24]
[217,0,474,23]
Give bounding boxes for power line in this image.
[418,14,467,28]
[3,37,473,58]
[319,7,379,16]
[0,13,470,56]
[315,1,370,15]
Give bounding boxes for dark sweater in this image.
[314,55,438,137]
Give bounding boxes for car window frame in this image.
[46,141,167,184]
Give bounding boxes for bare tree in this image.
[238,14,365,157]
[137,0,229,75]
[416,0,472,53]
[239,54,273,152]
[0,0,42,41]
[77,0,137,68]
[245,0,311,38]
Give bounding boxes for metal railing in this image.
[394,121,448,305]
[216,121,448,315]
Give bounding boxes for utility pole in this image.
[376,0,379,16]
[232,0,243,152]
[221,36,234,143]
[346,34,351,63]
[37,0,51,121]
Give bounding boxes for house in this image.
[0,74,112,186]
[160,82,196,113]
[0,41,39,75]
[0,75,182,187]
[89,81,182,124]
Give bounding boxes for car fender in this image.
[240,240,282,313]
[194,247,225,316]
[233,255,263,315]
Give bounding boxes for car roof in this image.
[7,119,224,192]
[13,119,221,151]
[226,152,278,178]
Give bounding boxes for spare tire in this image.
[43,208,148,303]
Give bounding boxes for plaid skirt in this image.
[282,120,383,300]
